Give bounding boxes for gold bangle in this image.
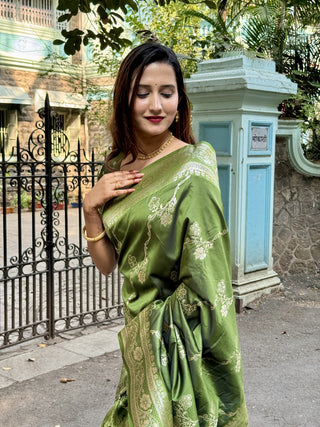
[82,225,106,242]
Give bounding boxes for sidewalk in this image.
[0,319,124,389]
[0,274,319,427]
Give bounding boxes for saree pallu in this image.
[101,142,248,426]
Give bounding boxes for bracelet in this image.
[82,225,106,242]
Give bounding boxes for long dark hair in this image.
[107,42,195,167]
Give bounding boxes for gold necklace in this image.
[137,133,174,160]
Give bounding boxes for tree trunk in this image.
[218,0,228,22]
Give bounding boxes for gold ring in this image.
[115,181,120,190]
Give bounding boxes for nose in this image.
[149,93,162,112]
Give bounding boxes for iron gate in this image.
[0,95,123,349]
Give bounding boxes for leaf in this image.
[156,0,170,6]
[97,5,110,20]
[204,0,217,9]
[53,39,65,46]
[126,0,138,12]
[2,367,12,370]
[57,0,71,11]
[38,343,47,348]
[87,29,97,38]
[57,13,72,22]
[60,378,76,383]
[79,0,92,14]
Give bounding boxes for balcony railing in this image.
[0,0,68,30]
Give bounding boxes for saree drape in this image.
[101,142,248,426]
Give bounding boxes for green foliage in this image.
[55,0,320,161]
[288,89,320,162]
[55,0,137,55]
[239,1,320,161]
[86,94,114,158]
[182,8,243,59]
[12,191,32,209]
[123,0,211,76]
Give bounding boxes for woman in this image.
[83,42,248,426]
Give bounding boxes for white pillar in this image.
[186,56,297,311]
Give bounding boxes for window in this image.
[51,113,68,158]
[0,110,8,156]
[0,0,68,30]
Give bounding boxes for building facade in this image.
[0,0,111,157]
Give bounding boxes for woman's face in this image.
[131,62,179,139]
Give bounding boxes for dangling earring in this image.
[175,111,180,123]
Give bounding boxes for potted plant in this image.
[69,191,82,208]
[1,204,15,214]
[71,198,82,208]
[12,190,32,211]
[52,189,65,210]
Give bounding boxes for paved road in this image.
[0,208,123,345]
[0,274,319,426]
[0,208,84,264]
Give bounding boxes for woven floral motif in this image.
[101,142,248,426]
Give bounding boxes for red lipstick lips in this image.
[146,116,163,123]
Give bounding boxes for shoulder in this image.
[99,153,123,178]
[178,141,217,171]
[174,141,218,187]
[192,141,217,166]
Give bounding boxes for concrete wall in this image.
[0,67,112,156]
[273,136,320,275]
[0,68,76,144]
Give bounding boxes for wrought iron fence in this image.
[0,94,122,349]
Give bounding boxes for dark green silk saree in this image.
[101,142,248,426]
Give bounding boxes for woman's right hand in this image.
[82,170,144,276]
[83,170,144,217]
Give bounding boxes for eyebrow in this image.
[137,84,176,89]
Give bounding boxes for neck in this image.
[136,132,172,155]
[136,132,174,161]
